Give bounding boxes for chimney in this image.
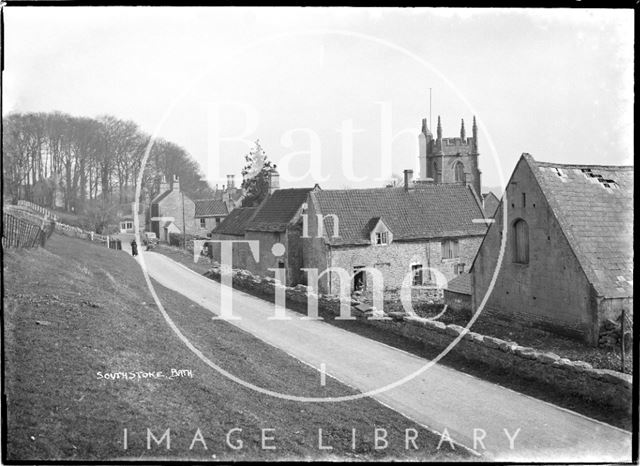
[159,175,169,192]
[227,174,235,189]
[269,168,280,194]
[172,174,180,191]
[403,169,414,191]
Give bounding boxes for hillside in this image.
[3,234,464,461]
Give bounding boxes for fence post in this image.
[90,232,94,241]
[106,235,109,248]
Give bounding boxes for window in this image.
[522,193,526,208]
[454,162,465,182]
[411,264,423,286]
[200,218,206,228]
[441,239,459,259]
[375,231,389,245]
[278,261,285,269]
[126,222,133,229]
[513,219,529,264]
[455,263,465,275]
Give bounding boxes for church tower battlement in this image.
[417,115,482,197]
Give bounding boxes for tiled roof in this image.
[246,188,316,232]
[524,153,633,299]
[445,273,471,295]
[310,184,488,246]
[194,199,228,217]
[212,207,257,236]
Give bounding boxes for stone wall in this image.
[203,264,632,411]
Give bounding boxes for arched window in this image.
[454,162,465,182]
[513,219,529,264]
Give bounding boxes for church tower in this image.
[417,115,481,197]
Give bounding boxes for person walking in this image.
[131,239,138,256]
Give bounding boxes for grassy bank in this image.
[3,234,467,461]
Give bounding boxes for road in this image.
[135,249,632,462]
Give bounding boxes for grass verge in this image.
[3,234,468,461]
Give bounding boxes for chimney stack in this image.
[172,174,180,191]
[404,169,414,191]
[227,174,235,189]
[269,168,280,194]
[159,175,169,193]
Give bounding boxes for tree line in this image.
[3,111,215,216]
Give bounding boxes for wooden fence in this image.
[17,200,58,221]
[4,201,114,249]
[2,212,55,248]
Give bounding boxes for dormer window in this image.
[375,231,389,245]
[369,218,393,246]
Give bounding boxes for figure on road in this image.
[131,239,138,256]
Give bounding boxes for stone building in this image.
[470,153,633,345]
[194,199,229,236]
[418,115,482,197]
[150,175,198,242]
[209,206,257,269]
[482,192,500,218]
[303,179,488,297]
[443,273,472,313]
[213,174,245,213]
[243,187,318,286]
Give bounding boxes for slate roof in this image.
[194,199,228,217]
[445,273,471,295]
[245,188,316,232]
[212,207,257,236]
[310,184,488,246]
[524,153,634,299]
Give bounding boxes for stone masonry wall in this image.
[203,264,632,411]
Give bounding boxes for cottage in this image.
[471,153,633,345]
[209,206,257,269]
[303,178,488,298]
[118,202,146,233]
[194,199,228,236]
[150,175,198,242]
[243,186,319,286]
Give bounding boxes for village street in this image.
[136,250,631,463]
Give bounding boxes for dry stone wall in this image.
[203,265,632,411]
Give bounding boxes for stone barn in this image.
[471,153,633,345]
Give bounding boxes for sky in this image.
[3,7,634,192]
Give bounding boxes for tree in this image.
[241,139,276,207]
